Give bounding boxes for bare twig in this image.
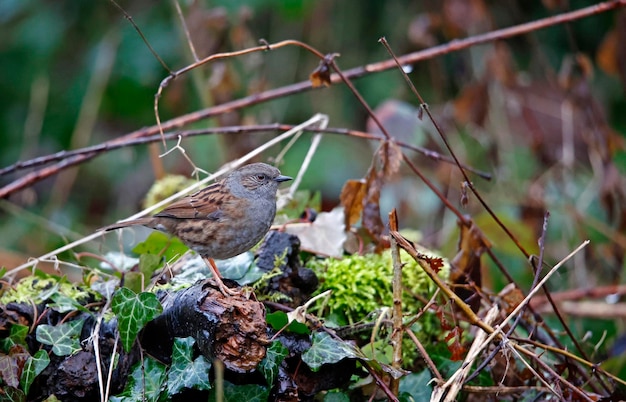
[3,2,622,197]
[3,115,327,280]
[388,209,403,396]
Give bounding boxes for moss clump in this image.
[307,248,449,325]
[0,275,96,305]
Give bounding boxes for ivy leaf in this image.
[0,353,19,388]
[215,252,256,282]
[301,332,364,371]
[167,337,212,395]
[111,288,162,353]
[399,370,433,401]
[132,231,188,262]
[110,357,167,402]
[122,272,144,294]
[0,386,25,401]
[208,381,269,402]
[265,311,310,335]
[35,282,60,303]
[258,340,288,385]
[49,293,89,313]
[20,350,50,395]
[36,320,85,356]
[138,253,161,286]
[324,391,350,402]
[1,324,29,351]
[9,325,28,346]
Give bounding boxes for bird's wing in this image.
[154,181,226,220]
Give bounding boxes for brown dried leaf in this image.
[445,327,466,361]
[378,140,402,180]
[597,28,620,77]
[453,80,489,127]
[499,284,525,315]
[362,167,385,248]
[429,256,445,273]
[450,220,491,312]
[340,140,401,250]
[460,181,469,208]
[309,53,339,88]
[340,179,367,228]
[434,304,453,331]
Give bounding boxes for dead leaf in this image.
[362,166,385,249]
[453,80,489,127]
[309,53,339,87]
[450,220,491,312]
[460,181,469,208]
[498,283,525,315]
[378,140,402,180]
[339,141,402,250]
[435,304,452,331]
[445,326,466,361]
[284,208,346,258]
[340,179,366,229]
[597,27,621,78]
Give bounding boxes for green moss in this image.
[307,248,449,326]
[0,276,96,305]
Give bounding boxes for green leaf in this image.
[123,271,146,294]
[167,337,212,395]
[0,386,25,401]
[9,325,28,346]
[208,381,269,402]
[36,320,85,356]
[258,340,288,385]
[20,350,50,395]
[48,293,89,313]
[265,311,310,335]
[111,288,162,353]
[139,253,161,285]
[301,332,364,371]
[35,282,60,303]
[132,231,188,262]
[1,324,29,352]
[215,253,256,282]
[110,357,167,402]
[398,370,433,401]
[324,390,350,402]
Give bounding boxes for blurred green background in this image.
[1,0,625,326]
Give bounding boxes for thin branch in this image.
[4,115,327,280]
[3,2,621,197]
[107,0,171,72]
[388,209,403,396]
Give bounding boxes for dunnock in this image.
[100,163,292,296]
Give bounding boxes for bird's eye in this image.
[256,174,266,181]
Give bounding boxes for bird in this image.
[100,163,292,296]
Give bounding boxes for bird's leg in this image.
[203,256,240,296]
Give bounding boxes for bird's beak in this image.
[275,175,292,183]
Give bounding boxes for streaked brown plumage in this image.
[100,163,292,295]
